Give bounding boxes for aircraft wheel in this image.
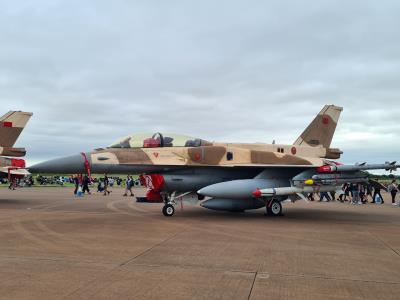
[162,204,175,217]
[267,200,282,216]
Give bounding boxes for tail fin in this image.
[293,105,342,148]
[0,111,33,147]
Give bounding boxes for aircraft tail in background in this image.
[0,111,32,148]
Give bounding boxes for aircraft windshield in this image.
[108,133,211,148]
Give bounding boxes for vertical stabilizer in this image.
[0,111,33,147]
[293,105,342,148]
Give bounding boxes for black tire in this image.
[162,204,175,217]
[266,200,282,216]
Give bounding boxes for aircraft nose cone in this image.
[29,154,87,174]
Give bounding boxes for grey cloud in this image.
[0,0,399,170]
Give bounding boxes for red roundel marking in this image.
[322,115,330,125]
[194,153,201,161]
[291,147,297,155]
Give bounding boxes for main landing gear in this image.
[265,199,283,217]
[161,191,193,217]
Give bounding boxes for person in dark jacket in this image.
[388,180,398,205]
[372,185,384,204]
[366,183,373,202]
[82,175,91,195]
[73,175,79,195]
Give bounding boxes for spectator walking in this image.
[366,183,373,203]
[360,184,367,204]
[388,180,398,206]
[8,175,16,190]
[338,183,347,202]
[97,179,104,193]
[82,175,91,195]
[109,177,114,187]
[319,192,331,202]
[330,191,336,202]
[351,183,361,205]
[73,175,79,195]
[372,185,384,204]
[103,174,111,196]
[123,175,135,197]
[343,183,351,202]
[307,193,315,201]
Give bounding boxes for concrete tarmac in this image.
[0,187,399,299]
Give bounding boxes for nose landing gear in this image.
[162,203,175,217]
[162,192,176,217]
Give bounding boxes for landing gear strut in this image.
[266,199,283,216]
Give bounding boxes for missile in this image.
[254,187,303,197]
[317,162,399,173]
[253,185,342,198]
[310,173,368,186]
[314,178,368,186]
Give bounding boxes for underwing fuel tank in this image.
[200,198,265,212]
[198,179,288,200]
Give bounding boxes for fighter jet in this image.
[0,111,32,176]
[30,105,398,216]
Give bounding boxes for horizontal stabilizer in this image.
[0,147,27,157]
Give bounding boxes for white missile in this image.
[317,162,399,173]
[253,185,342,198]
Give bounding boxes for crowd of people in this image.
[3,173,399,207]
[71,174,138,197]
[0,176,34,189]
[307,180,399,206]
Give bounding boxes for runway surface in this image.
[0,187,399,299]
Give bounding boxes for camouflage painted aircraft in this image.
[0,111,32,176]
[30,105,398,216]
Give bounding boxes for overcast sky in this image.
[1,0,399,172]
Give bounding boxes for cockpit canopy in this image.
[109,133,211,149]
